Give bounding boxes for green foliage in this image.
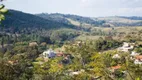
[50,29,79,43]
[37,13,105,27]
[1,10,75,30]
[0,4,8,22]
[94,37,121,51]
[33,57,68,80]
[0,7,142,80]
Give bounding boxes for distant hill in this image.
[36,13,105,27]
[0,10,76,31]
[97,16,142,27]
[37,13,142,27]
[119,16,142,20]
[0,9,142,43]
[1,9,142,33]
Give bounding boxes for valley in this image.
[0,9,142,80]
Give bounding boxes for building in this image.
[69,69,85,76]
[110,65,121,72]
[42,49,56,58]
[134,55,142,64]
[117,42,134,52]
[112,54,121,59]
[131,51,139,56]
[56,52,64,57]
[29,42,38,47]
[8,60,18,65]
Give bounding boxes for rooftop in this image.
[111,65,121,70]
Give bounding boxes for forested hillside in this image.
[119,16,142,20]
[0,10,76,31]
[97,16,142,27]
[1,10,142,32]
[1,9,142,45]
[36,13,105,26]
[37,13,142,27]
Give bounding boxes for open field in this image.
[75,26,142,41]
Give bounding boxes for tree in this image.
[0,3,8,22]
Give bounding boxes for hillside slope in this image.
[37,13,142,27]
[0,10,76,31]
[97,16,142,26]
[36,13,105,27]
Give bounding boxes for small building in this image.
[117,42,134,52]
[131,51,139,56]
[112,54,121,59]
[110,65,121,72]
[8,60,18,65]
[42,49,56,58]
[134,55,142,65]
[123,42,129,47]
[69,69,85,76]
[29,42,38,47]
[56,52,64,57]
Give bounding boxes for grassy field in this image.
[75,26,142,41]
[75,35,104,41]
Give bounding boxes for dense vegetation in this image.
[0,8,142,80]
[1,10,76,30]
[37,13,105,26]
[1,36,142,80]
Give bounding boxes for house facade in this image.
[117,42,134,52]
[42,49,56,58]
[134,55,142,65]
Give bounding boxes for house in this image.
[134,55,142,64]
[131,51,139,56]
[109,65,125,78]
[112,54,121,59]
[111,65,121,70]
[72,41,85,47]
[42,49,56,58]
[8,60,18,65]
[56,52,64,57]
[58,64,63,68]
[110,65,121,72]
[117,42,134,52]
[29,42,38,47]
[123,42,129,47]
[69,69,85,76]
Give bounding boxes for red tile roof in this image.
[111,65,121,70]
[58,64,63,68]
[135,55,142,59]
[56,52,64,57]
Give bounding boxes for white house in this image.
[112,54,121,59]
[42,49,56,58]
[117,42,134,52]
[131,51,139,56]
[134,55,142,65]
[134,60,142,65]
[69,69,85,76]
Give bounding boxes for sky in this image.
[1,0,142,17]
